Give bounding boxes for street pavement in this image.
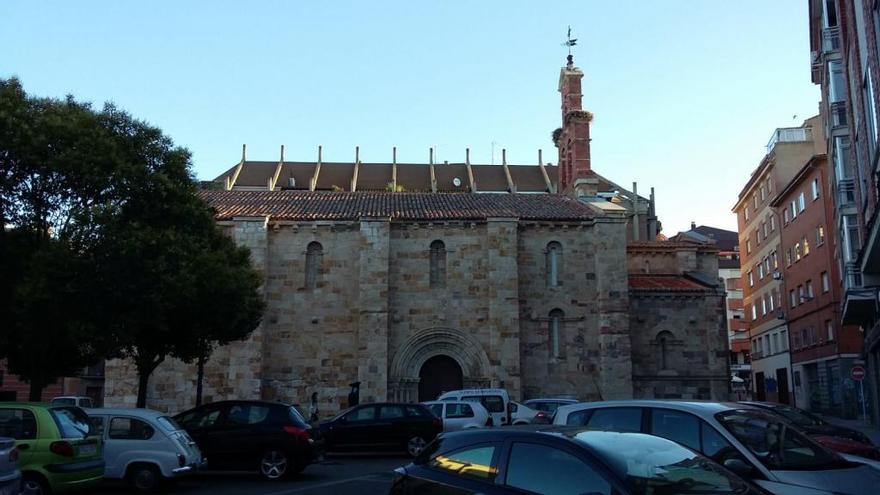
[97,455,408,495]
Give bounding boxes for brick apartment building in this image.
[734,116,825,404]
[808,0,880,424]
[771,155,863,416]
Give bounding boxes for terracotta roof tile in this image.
[199,190,596,222]
[628,275,713,291]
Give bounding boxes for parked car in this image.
[390,425,770,494]
[423,401,492,431]
[50,397,95,409]
[319,403,441,457]
[554,400,880,494]
[522,397,578,422]
[173,400,321,480]
[0,437,21,495]
[85,407,204,491]
[508,401,540,425]
[740,401,875,445]
[0,403,104,495]
[437,389,511,426]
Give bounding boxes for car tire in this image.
[22,473,51,495]
[407,436,427,458]
[259,449,290,480]
[128,464,162,492]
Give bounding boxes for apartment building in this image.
[771,155,863,416]
[734,116,825,404]
[809,0,880,423]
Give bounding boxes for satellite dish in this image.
[453,177,462,187]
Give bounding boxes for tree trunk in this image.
[28,380,45,402]
[195,352,206,407]
[136,371,150,408]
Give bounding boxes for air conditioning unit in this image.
[772,272,782,280]
[288,177,296,188]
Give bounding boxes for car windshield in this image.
[50,407,92,439]
[576,431,749,494]
[717,410,844,470]
[157,416,183,431]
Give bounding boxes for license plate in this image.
[78,444,97,455]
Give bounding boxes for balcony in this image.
[822,27,841,54]
[830,101,848,128]
[844,261,863,290]
[836,178,856,209]
[766,127,812,154]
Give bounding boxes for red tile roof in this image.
[199,190,596,222]
[628,275,713,291]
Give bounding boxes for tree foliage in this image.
[0,78,264,404]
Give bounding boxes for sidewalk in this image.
[819,414,880,446]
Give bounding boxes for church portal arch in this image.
[389,327,491,403]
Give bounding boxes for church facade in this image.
[104,59,731,414]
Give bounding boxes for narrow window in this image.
[826,320,834,341]
[657,331,674,370]
[790,290,797,308]
[803,236,810,256]
[798,192,806,212]
[546,242,562,288]
[770,215,776,231]
[549,309,564,358]
[305,241,323,290]
[821,271,830,292]
[430,240,446,288]
[748,271,754,287]
[817,226,825,245]
[812,178,820,200]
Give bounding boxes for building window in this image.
[798,192,806,213]
[817,226,825,245]
[546,242,562,288]
[744,207,750,222]
[746,239,752,254]
[769,291,775,310]
[786,248,792,267]
[793,329,802,349]
[821,271,830,293]
[803,236,810,256]
[753,195,758,210]
[761,186,766,200]
[770,215,776,231]
[843,215,861,262]
[305,241,323,290]
[657,331,674,370]
[806,280,814,299]
[771,333,777,354]
[790,290,797,308]
[865,71,878,153]
[811,178,820,200]
[748,271,754,287]
[764,257,771,274]
[430,240,446,288]
[790,200,797,220]
[780,329,788,351]
[771,251,778,269]
[549,309,563,358]
[826,320,834,341]
[783,209,790,224]
[761,296,767,316]
[751,304,757,321]
[795,242,802,261]
[758,263,764,279]
[798,285,805,304]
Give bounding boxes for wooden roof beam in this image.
[502,148,516,193]
[269,145,284,191]
[466,148,477,192]
[310,145,322,191]
[538,149,554,193]
[228,144,247,190]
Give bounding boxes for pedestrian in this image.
[309,392,319,423]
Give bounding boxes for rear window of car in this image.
[157,416,183,431]
[50,407,92,439]
[584,408,643,433]
[406,405,432,418]
[289,406,309,427]
[426,404,444,417]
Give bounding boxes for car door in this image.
[499,440,618,495]
[327,405,378,450]
[0,407,38,466]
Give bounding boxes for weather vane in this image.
[562,26,577,66]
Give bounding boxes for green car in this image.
[0,403,104,494]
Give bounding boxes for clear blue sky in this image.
[1,1,818,234]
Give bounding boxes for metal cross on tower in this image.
[563,26,577,66]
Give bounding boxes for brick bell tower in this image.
[554,54,597,197]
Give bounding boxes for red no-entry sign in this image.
[851,366,867,381]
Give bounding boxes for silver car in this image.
[85,408,204,492]
[554,400,880,495]
[422,400,492,431]
[0,437,20,495]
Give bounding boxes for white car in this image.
[509,401,541,425]
[51,396,95,408]
[85,408,204,492]
[422,401,492,431]
[437,388,511,426]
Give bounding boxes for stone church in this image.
[105,58,731,414]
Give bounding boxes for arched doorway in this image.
[418,355,463,401]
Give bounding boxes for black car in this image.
[740,401,874,445]
[390,426,770,495]
[320,402,442,457]
[173,400,322,480]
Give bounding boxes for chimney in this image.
[691,221,696,230]
[555,58,594,197]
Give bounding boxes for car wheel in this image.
[129,464,161,492]
[22,473,51,495]
[407,436,427,457]
[260,449,289,480]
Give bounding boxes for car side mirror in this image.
[723,458,752,477]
